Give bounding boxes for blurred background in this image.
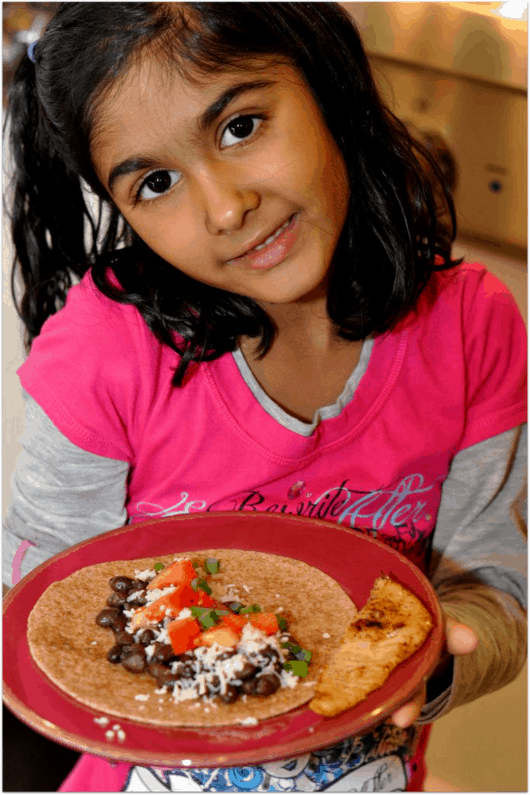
[3,2,527,791]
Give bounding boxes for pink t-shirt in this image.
[18,262,526,792]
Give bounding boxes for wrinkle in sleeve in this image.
[3,394,129,587]
[417,426,527,724]
[458,270,526,451]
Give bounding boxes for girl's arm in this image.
[415,424,527,725]
[2,393,128,587]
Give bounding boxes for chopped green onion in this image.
[228,601,244,614]
[284,660,309,677]
[190,606,210,618]
[191,577,212,595]
[281,641,301,653]
[239,604,262,615]
[199,611,217,628]
[282,641,312,662]
[153,563,164,572]
[204,558,220,575]
[190,607,226,628]
[276,615,288,632]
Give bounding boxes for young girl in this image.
[4,3,526,792]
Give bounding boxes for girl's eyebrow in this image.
[197,79,276,133]
[106,79,276,196]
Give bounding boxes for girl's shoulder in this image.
[17,269,184,461]
[27,268,178,367]
[417,260,523,326]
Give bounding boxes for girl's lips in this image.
[227,215,299,271]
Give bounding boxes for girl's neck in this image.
[239,295,364,423]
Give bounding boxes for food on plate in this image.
[309,575,433,717]
[27,549,357,726]
[96,555,314,706]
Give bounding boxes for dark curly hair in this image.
[6,2,460,385]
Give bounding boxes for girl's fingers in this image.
[390,684,426,728]
[444,615,478,656]
[388,614,478,730]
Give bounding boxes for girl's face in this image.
[92,56,350,306]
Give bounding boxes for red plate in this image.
[3,512,443,767]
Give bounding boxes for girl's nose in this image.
[195,170,260,235]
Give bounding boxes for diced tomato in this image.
[167,616,202,654]
[147,558,197,590]
[218,613,249,635]
[130,583,215,630]
[197,626,239,648]
[248,613,280,635]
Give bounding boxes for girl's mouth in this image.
[227,215,299,271]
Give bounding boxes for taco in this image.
[27,549,357,726]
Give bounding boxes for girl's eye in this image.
[220,115,261,149]
[137,170,181,202]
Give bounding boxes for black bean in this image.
[106,592,127,609]
[131,578,148,591]
[122,651,147,673]
[126,643,147,657]
[96,608,121,629]
[151,643,175,665]
[262,645,280,662]
[217,649,237,661]
[241,678,257,695]
[137,629,156,646]
[175,662,194,678]
[115,630,135,647]
[127,591,147,608]
[148,663,177,687]
[253,674,280,697]
[106,644,124,664]
[219,685,240,704]
[237,661,257,680]
[111,613,127,633]
[109,576,135,593]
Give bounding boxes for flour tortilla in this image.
[310,576,433,717]
[27,549,357,726]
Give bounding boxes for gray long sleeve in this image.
[3,393,128,586]
[418,424,527,723]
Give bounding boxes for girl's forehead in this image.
[91,55,301,168]
[94,55,293,136]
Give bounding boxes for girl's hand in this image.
[390,614,478,728]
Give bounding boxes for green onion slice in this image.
[191,577,212,595]
[239,604,262,615]
[153,563,164,572]
[283,660,309,677]
[204,558,220,575]
[276,615,288,631]
[190,606,228,628]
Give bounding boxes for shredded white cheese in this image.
[134,568,156,580]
